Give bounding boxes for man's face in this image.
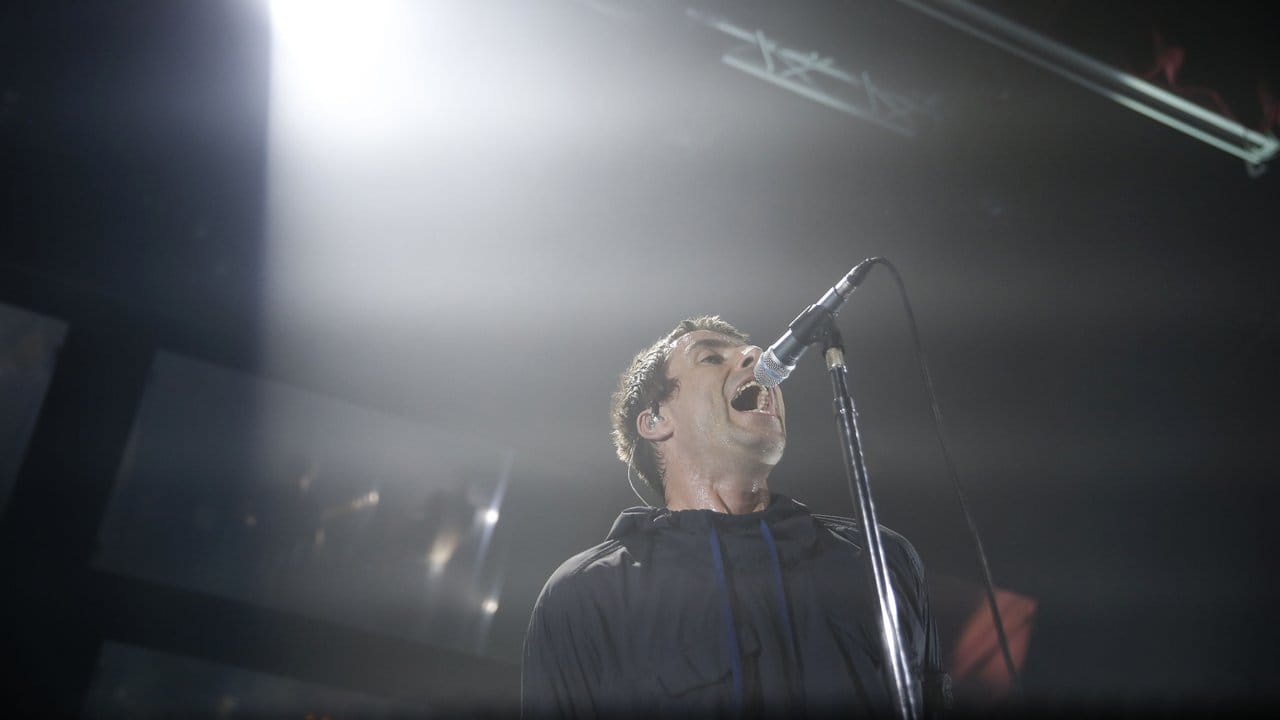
[659,330,786,469]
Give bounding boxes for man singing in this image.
[522,316,950,718]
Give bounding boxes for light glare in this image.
[269,0,418,142]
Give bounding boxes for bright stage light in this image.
[269,0,397,57]
[268,0,420,143]
[269,0,398,66]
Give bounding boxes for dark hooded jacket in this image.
[522,495,950,718]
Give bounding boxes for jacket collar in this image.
[605,494,820,562]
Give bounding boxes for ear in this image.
[636,406,671,442]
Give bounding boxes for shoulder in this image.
[810,511,861,540]
[534,539,632,612]
[811,513,925,576]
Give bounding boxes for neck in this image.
[663,462,773,514]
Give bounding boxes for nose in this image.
[740,345,762,369]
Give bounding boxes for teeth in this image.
[732,381,770,413]
[733,381,761,401]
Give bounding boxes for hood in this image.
[604,493,823,566]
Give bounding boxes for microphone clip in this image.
[784,303,839,354]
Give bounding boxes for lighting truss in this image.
[686,8,939,138]
[893,0,1279,176]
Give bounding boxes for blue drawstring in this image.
[709,518,802,716]
[708,523,745,716]
[759,519,799,664]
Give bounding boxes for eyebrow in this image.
[684,337,738,356]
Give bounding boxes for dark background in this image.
[2,0,1277,716]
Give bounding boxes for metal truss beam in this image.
[687,8,937,138]
[893,0,1279,175]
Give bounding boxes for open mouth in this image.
[730,381,770,413]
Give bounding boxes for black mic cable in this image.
[868,258,1022,693]
[762,257,1022,692]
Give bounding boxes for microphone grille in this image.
[754,349,792,388]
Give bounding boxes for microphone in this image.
[754,260,876,388]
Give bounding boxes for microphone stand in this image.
[819,318,920,720]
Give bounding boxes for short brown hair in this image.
[610,316,748,496]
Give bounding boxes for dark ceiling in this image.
[3,0,1278,713]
